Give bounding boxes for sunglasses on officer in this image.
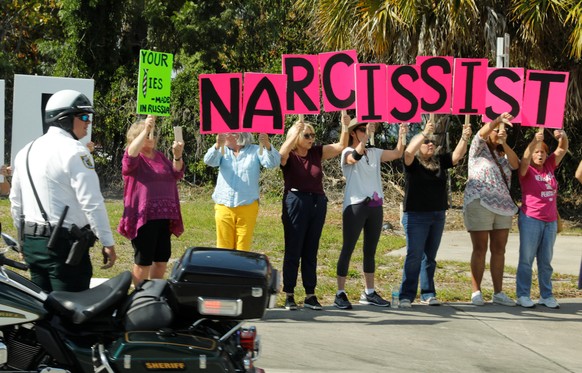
[76,113,91,122]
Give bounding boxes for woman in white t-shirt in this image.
[333,118,406,310]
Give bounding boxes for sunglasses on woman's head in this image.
[355,126,367,133]
[76,114,91,122]
[303,133,316,139]
[423,139,434,145]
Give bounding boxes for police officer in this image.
[9,89,117,292]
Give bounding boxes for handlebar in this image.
[0,253,29,271]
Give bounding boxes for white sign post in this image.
[11,75,94,164]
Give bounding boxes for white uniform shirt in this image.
[9,127,114,246]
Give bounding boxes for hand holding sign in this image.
[494,112,513,144]
[532,127,544,144]
[366,123,376,146]
[216,133,226,154]
[258,133,270,155]
[424,118,435,137]
[400,123,409,145]
[145,115,156,140]
[461,123,472,142]
[341,110,350,129]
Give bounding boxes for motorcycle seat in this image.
[44,271,132,324]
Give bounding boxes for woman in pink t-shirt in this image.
[516,129,568,309]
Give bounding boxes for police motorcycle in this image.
[0,225,279,372]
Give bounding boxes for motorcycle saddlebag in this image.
[168,247,272,320]
[108,331,230,372]
[119,279,174,331]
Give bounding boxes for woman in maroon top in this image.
[279,115,349,310]
[118,115,185,286]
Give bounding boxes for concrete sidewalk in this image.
[254,231,582,373]
[390,231,582,276]
[256,299,582,373]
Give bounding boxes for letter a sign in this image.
[137,49,173,116]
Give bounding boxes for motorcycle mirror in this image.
[1,232,19,252]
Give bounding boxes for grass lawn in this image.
[1,185,580,307]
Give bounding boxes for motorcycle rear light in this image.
[239,328,256,351]
[197,297,242,317]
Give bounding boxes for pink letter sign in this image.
[199,73,242,134]
[242,73,286,134]
[282,54,320,114]
[522,70,569,129]
[485,67,524,122]
[355,63,388,122]
[387,65,421,123]
[416,56,453,114]
[319,50,358,112]
[452,58,488,115]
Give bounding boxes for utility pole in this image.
[497,33,510,68]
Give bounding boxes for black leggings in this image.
[337,203,383,277]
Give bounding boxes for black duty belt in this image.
[23,222,70,238]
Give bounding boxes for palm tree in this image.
[295,0,581,120]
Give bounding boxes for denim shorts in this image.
[464,199,513,231]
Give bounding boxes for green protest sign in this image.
[137,49,173,116]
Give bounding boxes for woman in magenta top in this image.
[118,115,185,286]
[516,129,568,309]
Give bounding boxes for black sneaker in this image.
[333,292,352,309]
[303,295,323,310]
[285,295,297,310]
[359,291,390,307]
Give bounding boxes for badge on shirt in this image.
[81,155,95,169]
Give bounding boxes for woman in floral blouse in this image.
[463,112,519,307]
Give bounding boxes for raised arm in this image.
[127,115,154,156]
[404,121,434,166]
[553,129,569,166]
[381,123,407,162]
[258,133,281,168]
[478,112,513,140]
[322,112,350,161]
[576,160,582,184]
[279,122,303,166]
[451,124,472,165]
[519,130,544,177]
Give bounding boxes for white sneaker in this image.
[538,296,560,309]
[492,292,516,306]
[399,299,412,308]
[516,296,535,308]
[471,291,485,306]
[420,297,441,306]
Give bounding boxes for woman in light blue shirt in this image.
[204,132,280,251]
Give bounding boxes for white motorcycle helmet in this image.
[45,89,95,139]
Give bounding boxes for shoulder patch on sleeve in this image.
[80,154,95,169]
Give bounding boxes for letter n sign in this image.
[199,73,242,134]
